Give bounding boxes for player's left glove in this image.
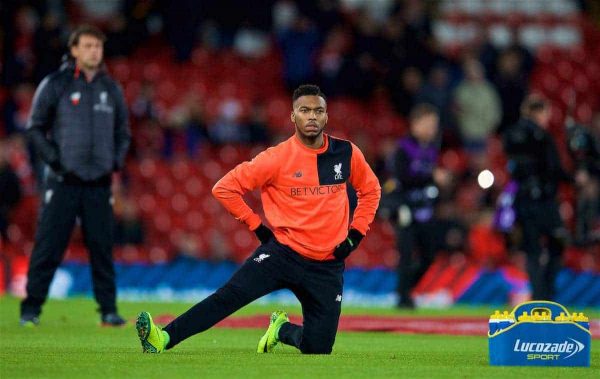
[333,229,364,260]
[254,224,274,244]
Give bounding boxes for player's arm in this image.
[212,148,278,235]
[503,128,535,181]
[349,143,382,235]
[26,76,62,172]
[112,82,131,171]
[334,144,381,260]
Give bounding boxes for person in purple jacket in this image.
[390,103,449,308]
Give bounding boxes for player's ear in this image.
[290,111,295,123]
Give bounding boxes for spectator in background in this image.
[493,48,528,135]
[165,92,208,158]
[135,119,165,158]
[432,201,467,255]
[174,232,203,260]
[4,5,38,85]
[3,83,43,186]
[381,14,410,79]
[454,58,501,157]
[131,81,161,123]
[468,208,507,269]
[317,25,352,97]
[568,112,600,246]
[390,66,423,117]
[401,0,437,72]
[3,83,35,135]
[207,98,248,145]
[33,11,65,83]
[114,197,145,246]
[247,102,271,144]
[0,141,23,242]
[383,104,450,308]
[182,95,209,157]
[503,95,574,300]
[416,64,456,143]
[207,229,232,262]
[467,28,498,80]
[162,0,201,61]
[341,13,383,99]
[104,15,133,57]
[276,16,320,90]
[233,27,270,59]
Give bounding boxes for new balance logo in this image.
[335,294,342,302]
[334,163,343,180]
[254,254,270,263]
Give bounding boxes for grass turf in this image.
[0,296,597,378]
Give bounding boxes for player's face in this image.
[535,107,551,129]
[412,113,439,143]
[291,95,328,139]
[71,35,103,70]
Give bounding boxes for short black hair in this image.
[292,84,326,103]
[521,94,548,117]
[409,103,438,122]
[68,24,106,47]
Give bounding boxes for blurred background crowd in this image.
[1,0,599,304]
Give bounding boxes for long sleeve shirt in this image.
[212,133,381,260]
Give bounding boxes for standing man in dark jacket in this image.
[20,25,131,326]
[503,95,572,301]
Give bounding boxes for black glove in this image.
[48,159,64,174]
[333,229,364,260]
[254,224,274,244]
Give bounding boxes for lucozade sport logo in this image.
[513,338,585,360]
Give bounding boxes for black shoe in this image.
[101,312,127,326]
[397,298,415,309]
[20,313,40,327]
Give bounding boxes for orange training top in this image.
[212,133,381,260]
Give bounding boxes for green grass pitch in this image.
[0,296,598,378]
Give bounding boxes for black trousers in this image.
[21,178,116,316]
[164,239,345,354]
[396,221,436,303]
[516,200,566,301]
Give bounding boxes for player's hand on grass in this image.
[254,224,274,244]
[333,229,364,260]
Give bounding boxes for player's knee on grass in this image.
[300,344,333,355]
[299,334,335,354]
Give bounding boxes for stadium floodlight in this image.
[477,169,494,189]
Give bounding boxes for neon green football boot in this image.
[136,311,169,353]
[257,310,289,353]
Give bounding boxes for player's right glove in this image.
[48,158,65,174]
[254,224,274,244]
